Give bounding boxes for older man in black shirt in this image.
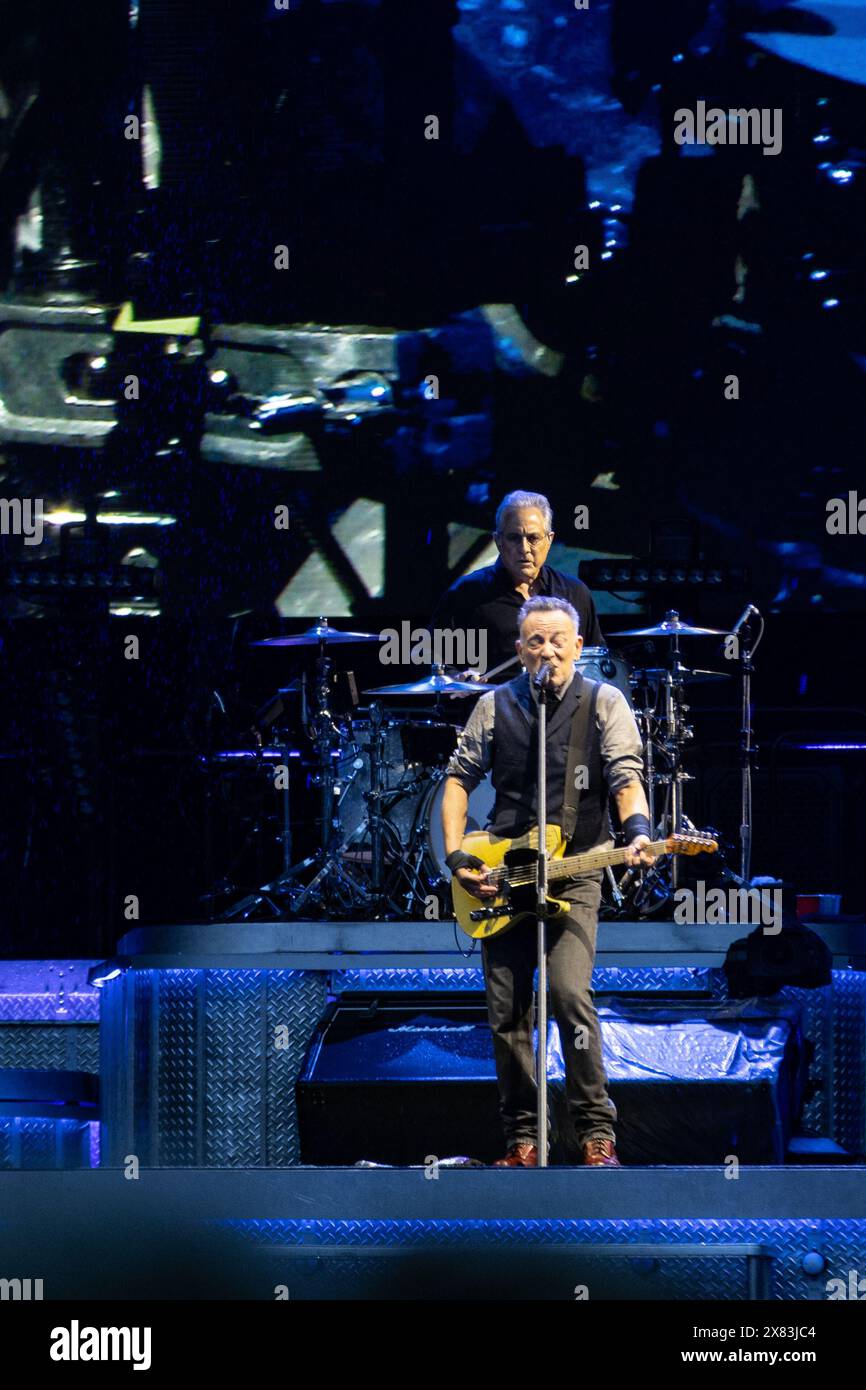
[431,491,603,679]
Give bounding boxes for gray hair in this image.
[517,594,580,633]
[495,490,553,535]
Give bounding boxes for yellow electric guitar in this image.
[452,827,719,938]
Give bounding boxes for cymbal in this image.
[364,669,495,697]
[252,619,379,647]
[631,665,731,685]
[612,617,727,638]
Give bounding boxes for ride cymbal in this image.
[612,616,727,638]
[252,618,379,646]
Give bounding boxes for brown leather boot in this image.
[582,1137,621,1167]
[493,1142,538,1168]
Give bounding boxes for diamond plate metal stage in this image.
[1,921,865,1299]
[1,1166,866,1300]
[96,920,866,1167]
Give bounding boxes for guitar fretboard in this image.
[494,840,671,889]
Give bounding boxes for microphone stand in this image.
[535,675,550,1168]
[739,614,756,883]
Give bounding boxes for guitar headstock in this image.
[664,832,719,857]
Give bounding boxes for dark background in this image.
[0,0,864,953]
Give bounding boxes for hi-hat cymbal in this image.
[364,668,495,697]
[252,619,379,647]
[612,616,727,638]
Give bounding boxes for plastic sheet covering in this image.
[548,998,804,1081]
[548,998,808,1164]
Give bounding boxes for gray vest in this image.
[490,671,607,848]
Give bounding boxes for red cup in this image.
[796,895,820,919]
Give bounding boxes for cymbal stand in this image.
[658,637,696,890]
[611,693,670,917]
[615,650,693,914]
[738,611,759,883]
[222,637,371,919]
[361,701,393,913]
[219,740,311,921]
[399,769,449,915]
[288,639,376,915]
[367,703,383,899]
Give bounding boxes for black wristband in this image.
[622,814,651,843]
[445,849,482,874]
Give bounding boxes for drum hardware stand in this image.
[221,639,374,920]
[399,766,450,917]
[281,634,414,917]
[613,655,697,917]
[643,704,657,836]
[359,701,407,916]
[367,703,386,902]
[658,637,694,892]
[218,619,386,919]
[604,864,625,910]
[217,741,310,921]
[339,703,411,919]
[647,668,694,894]
[615,672,689,913]
[607,608,760,917]
[736,606,761,884]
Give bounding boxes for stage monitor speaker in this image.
[298,991,809,1167]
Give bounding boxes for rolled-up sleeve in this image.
[597,685,645,793]
[444,692,495,793]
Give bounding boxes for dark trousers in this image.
[480,873,616,1149]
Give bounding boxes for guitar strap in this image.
[560,676,601,844]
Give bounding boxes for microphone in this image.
[533,662,553,691]
[730,603,759,637]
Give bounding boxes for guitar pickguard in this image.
[452,824,570,939]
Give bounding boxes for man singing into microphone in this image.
[440,596,654,1168]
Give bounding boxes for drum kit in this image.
[213,606,761,921]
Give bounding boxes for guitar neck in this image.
[548,840,669,882]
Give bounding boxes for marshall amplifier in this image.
[296,993,503,1166]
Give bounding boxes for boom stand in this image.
[536,682,550,1168]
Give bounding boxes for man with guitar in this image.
[441,594,655,1169]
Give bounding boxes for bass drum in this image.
[425,771,497,880]
[576,646,632,706]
